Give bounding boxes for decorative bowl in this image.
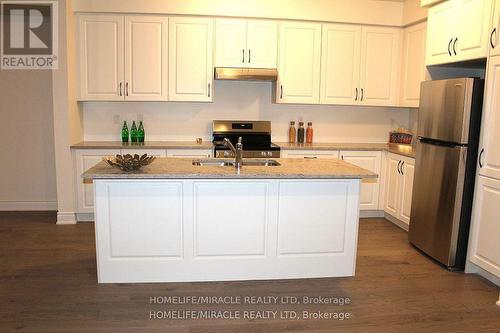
[104,153,156,172]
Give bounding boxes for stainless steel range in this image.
[212,120,280,158]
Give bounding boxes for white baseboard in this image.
[360,210,385,218]
[384,213,409,231]
[465,261,500,287]
[56,211,77,224]
[0,200,57,211]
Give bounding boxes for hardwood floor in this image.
[0,212,498,332]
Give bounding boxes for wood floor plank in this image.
[0,213,498,332]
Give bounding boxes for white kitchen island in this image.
[83,158,375,283]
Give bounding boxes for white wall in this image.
[403,0,428,26]
[83,81,411,143]
[0,70,57,210]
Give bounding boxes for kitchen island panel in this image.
[94,179,361,283]
[193,181,269,257]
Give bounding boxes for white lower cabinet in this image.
[468,176,500,278]
[281,150,339,159]
[384,153,415,226]
[120,149,166,157]
[340,151,382,210]
[74,149,121,214]
[166,149,213,158]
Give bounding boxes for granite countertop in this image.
[70,141,213,150]
[72,141,415,158]
[277,142,416,158]
[83,158,377,180]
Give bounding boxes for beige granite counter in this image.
[83,158,377,180]
[72,141,415,158]
[277,142,416,158]
[71,141,213,150]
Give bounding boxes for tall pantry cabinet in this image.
[468,55,500,279]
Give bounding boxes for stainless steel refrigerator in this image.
[409,78,484,270]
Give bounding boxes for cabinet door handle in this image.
[360,88,364,101]
[119,82,122,96]
[248,49,251,63]
[242,49,245,63]
[401,161,405,175]
[125,82,129,96]
[479,148,484,168]
[491,28,497,49]
[280,85,283,99]
[208,83,211,97]
[453,38,458,56]
[448,38,453,56]
[397,160,402,175]
[355,88,358,101]
[341,155,344,160]
[304,156,317,159]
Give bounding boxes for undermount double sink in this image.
[192,159,281,167]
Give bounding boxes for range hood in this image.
[214,67,278,81]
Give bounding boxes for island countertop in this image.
[83,157,377,180]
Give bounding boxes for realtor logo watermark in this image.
[1,1,58,69]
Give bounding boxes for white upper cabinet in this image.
[479,56,500,180]
[124,16,168,101]
[78,14,168,101]
[320,24,362,105]
[426,0,493,66]
[490,0,500,56]
[215,19,247,67]
[215,19,277,68]
[426,1,454,65]
[400,22,427,108]
[78,15,124,101]
[246,20,278,68]
[277,21,322,104]
[319,24,401,107]
[359,26,401,106]
[456,0,494,60]
[169,17,214,102]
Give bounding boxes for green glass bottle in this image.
[130,121,138,143]
[138,121,145,143]
[121,121,129,143]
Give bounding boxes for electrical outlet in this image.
[113,114,120,124]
